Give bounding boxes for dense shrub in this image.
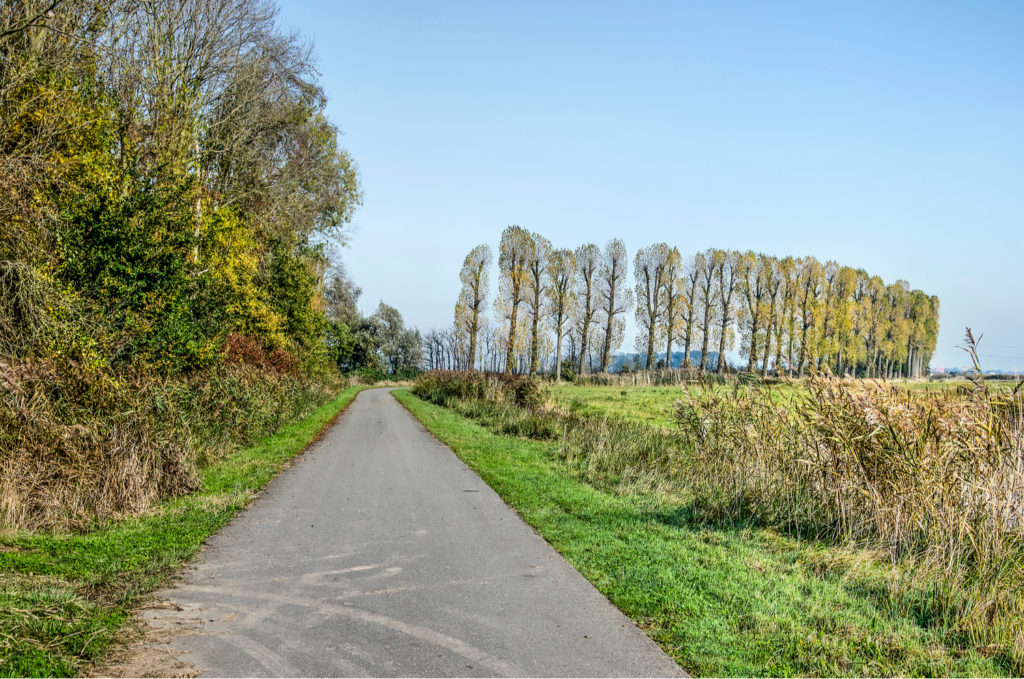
[413,371,549,410]
[223,333,300,374]
[413,371,558,437]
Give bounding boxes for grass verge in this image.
[0,385,366,678]
[393,388,1010,677]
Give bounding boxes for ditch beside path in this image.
[128,387,687,677]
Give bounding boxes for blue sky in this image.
[279,1,1023,371]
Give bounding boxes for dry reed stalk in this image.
[0,362,343,532]
[413,357,1024,667]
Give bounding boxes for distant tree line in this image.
[323,264,422,379]
[429,227,939,379]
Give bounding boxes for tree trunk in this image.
[716,316,729,374]
[468,314,478,371]
[579,320,589,375]
[775,331,784,377]
[761,332,771,375]
[787,331,795,376]
[191,139,202,264]
[555,319,564,381]
[602,315,613,372]
[747,316,759,372]
[798,317,811,376]
[682,307,694,370]
[601,276,616,373]
[530,310,539,376]
[505,301,518,374]
[699,309,711,372]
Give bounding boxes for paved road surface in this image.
[144,388,686,677]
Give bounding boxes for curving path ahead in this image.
[142,388,686,677]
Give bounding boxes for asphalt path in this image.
[145,388,686,677]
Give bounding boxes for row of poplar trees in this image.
[447,226,940,379]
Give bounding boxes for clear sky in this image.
[279,1,1023,372]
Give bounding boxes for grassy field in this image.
[395,388,1012,677]
[0,385,367,678]
[551,378,1020,428]
[552,384,693,427]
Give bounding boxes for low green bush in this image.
[413,370,549,410]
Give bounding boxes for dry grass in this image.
[664,366,1024,664]
[413,344,1024,670]
[0,361,343,533]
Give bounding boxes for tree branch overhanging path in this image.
[126,388,686,678]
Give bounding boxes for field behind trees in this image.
[408,358,1024,676]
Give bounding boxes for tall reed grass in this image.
[413,346,1024,669]
[0,361,343,532]
[665,372,1024,664]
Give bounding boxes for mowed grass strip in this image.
[393,388,1006,678]
[0,385,367,678]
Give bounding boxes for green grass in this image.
[552,384,696,427]
[552,383,807,428]
[394,388,1009,677]
[551,379,1019,428]
[0,385,367,678]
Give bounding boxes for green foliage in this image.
[1,0,364,375]
[395,390,1010,677]
[195,207,284,347]
[267,244,328,369]
[558,359,576,382]
[413,370,550,411]
[350,366,389,384]
[0,3,377,671]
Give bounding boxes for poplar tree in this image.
[774,257,797,376]
[495,225,533,373]
[695,251,715,371]
[760,256,781,376]
[738,251,767,372]
[573,243,601,375]
[524,233,551,375]
[634,243,669,369]
[546,248,577,380]
[713,250,739,374]
[796,257,823,376]
[454,244,491,371]
[661,247,684,369]
[598,239,632,372]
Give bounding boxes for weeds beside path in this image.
[393,388,1010,677]
[0,385,366,678]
